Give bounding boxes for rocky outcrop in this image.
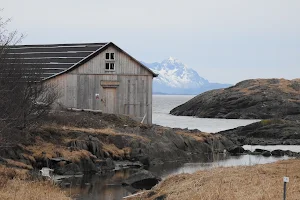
[0,111,236,175]
[170,79,300,120]
[219,119,300,145]
[122,169,161,190]
[67,125,235,167]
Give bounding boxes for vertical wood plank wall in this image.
[46,46,154,124]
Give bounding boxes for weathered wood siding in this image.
[47,46,154,124]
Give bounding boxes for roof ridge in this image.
[9,42,109,48]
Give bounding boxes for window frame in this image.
[110,63,115,70]
[105,52,116,72]
[105,62,110,70]
[110,53,115,60]
[105,53,110,60]
[105,52,115,61]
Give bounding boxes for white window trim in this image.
[105,61,115,72]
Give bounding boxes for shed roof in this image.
[4,42,158,80]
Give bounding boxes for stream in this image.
[61,152,291,200]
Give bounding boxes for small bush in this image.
[260,119,283,126]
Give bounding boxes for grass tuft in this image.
[0,165,70,200]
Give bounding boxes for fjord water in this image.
[68,95,290,200]
[153,95,259,132]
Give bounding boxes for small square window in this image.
[105,63,109,70]
[106,53,109,60]
[110,63,115,70]
[110,53,115,60]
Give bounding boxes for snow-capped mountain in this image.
[143,57,231,95]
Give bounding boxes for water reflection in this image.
[63,169,137,200]
[179,155,290,174]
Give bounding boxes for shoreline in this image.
[127,158,300,200]
[1,110,300,200]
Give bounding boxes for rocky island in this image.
[219,119,300,146]
[170,78,300,120]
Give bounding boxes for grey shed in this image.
[6,42,157,124]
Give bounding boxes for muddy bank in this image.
[0,110,235,175]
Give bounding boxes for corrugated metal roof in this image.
[3,43,107,80]
[3,42,158,80]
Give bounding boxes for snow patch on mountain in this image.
[143,57,231,95]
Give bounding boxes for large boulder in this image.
[271,149,285,157]
[262,151,272,157]
[228,146,245,154]
[95,158,115,171]
[56,163,81,175]
[122,170,161,190]
[254,149,267,153]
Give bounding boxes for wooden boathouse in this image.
[7,42,157,124]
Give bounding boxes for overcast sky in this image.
[2,0,300,84]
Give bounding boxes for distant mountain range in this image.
[142,57,231,95]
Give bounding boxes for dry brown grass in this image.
[175,130,212,142]
[235,79,300,95]
[0,165,28,180]
[102,144,131,158]
[26,125,143,161]
[0,165,70,200]
[27,141,94,163]
[129,159,300,200]
[155,127,171,135]
[27,141,62,159]
[0,179,71,200]
[5,159,33,170]
[62,149,95,163]
[53,125,150,142]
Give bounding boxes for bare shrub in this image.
[0,13,60,148]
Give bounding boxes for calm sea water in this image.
[66,95,292,200]
[153,95,260,132]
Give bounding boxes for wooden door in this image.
[103,88,116,113]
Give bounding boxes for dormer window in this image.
[105,52,115,71]
[106,53,115,60]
